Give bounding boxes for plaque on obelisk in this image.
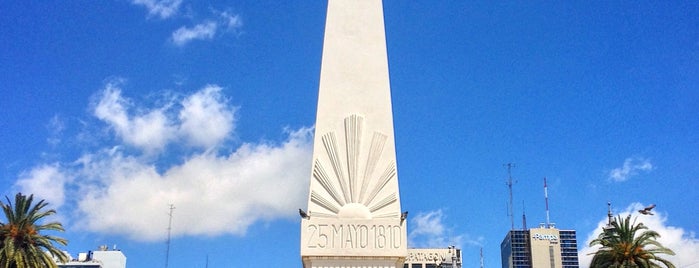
[300,0,407,267]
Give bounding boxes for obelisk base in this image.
[302,256,406,268]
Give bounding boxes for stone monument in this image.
[300,0,407,267]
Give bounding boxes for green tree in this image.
[0,193,69,268]
[589,215,675,268]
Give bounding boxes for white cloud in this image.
[15,164,69,208]
[72,128,312,241]
[219,11,243,30]
[171,21,217,46]
[17,87,313,241]
[93,81,175,154]
[608,157,653,182]
[409,210,482,249]
[170,11,243,46]
[128,1,242,45]
[91,81,238,154]
[178,85,235,149]
[131,0,182,19]
[46,115,65,146]
[578,203,699,267]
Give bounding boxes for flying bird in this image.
[638,204,656,215]
[299,208,310,219]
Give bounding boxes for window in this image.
[549,246,555,268]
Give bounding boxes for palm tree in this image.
[589,215,675,268]
[0,193,69,268]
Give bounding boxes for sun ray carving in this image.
[373,212,400,219]
[321,132,350,204]
[362,162,396,207]
[310,114,398,219]
[344,114,363,203]
[312,160,345,206]
[368,192,397,213]
[309,211,337,218]
[359,132,387,204]
[311,191,340,214]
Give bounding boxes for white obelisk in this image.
[300,0,407,267]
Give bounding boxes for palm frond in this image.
[589,215,676,268]
[0,193,69,268]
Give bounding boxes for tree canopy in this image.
[0,193,69,268]
[589,215,675,268]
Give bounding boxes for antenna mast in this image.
[607,202,613,226]
[522,200,527,230]
[505,163,516,230]
[544,177,550,228]
[480,247,484,268]
[165,204,175,268]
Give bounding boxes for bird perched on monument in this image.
[638,204,656,215]
[299,208,310,219]
[400,211,408,223]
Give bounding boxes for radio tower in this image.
[606,201,614,227]
[522,200,527,230]
[165,204,175,268]
[505,163,516,230]
[480,247,484,268]
[544,177,551,228]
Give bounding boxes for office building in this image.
[500,224,579,268]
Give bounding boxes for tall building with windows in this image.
[559,230,580,267]
[500,224,579,268]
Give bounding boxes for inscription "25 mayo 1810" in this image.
[306,223,402,249]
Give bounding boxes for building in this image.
[500,224,579,268]
[404,247,462,268]
[57,245,126,268]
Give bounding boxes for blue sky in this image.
[1,1,698,267]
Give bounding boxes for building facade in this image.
[57,245,126,268]
[404,247,462,268]
[500,225,579,268]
